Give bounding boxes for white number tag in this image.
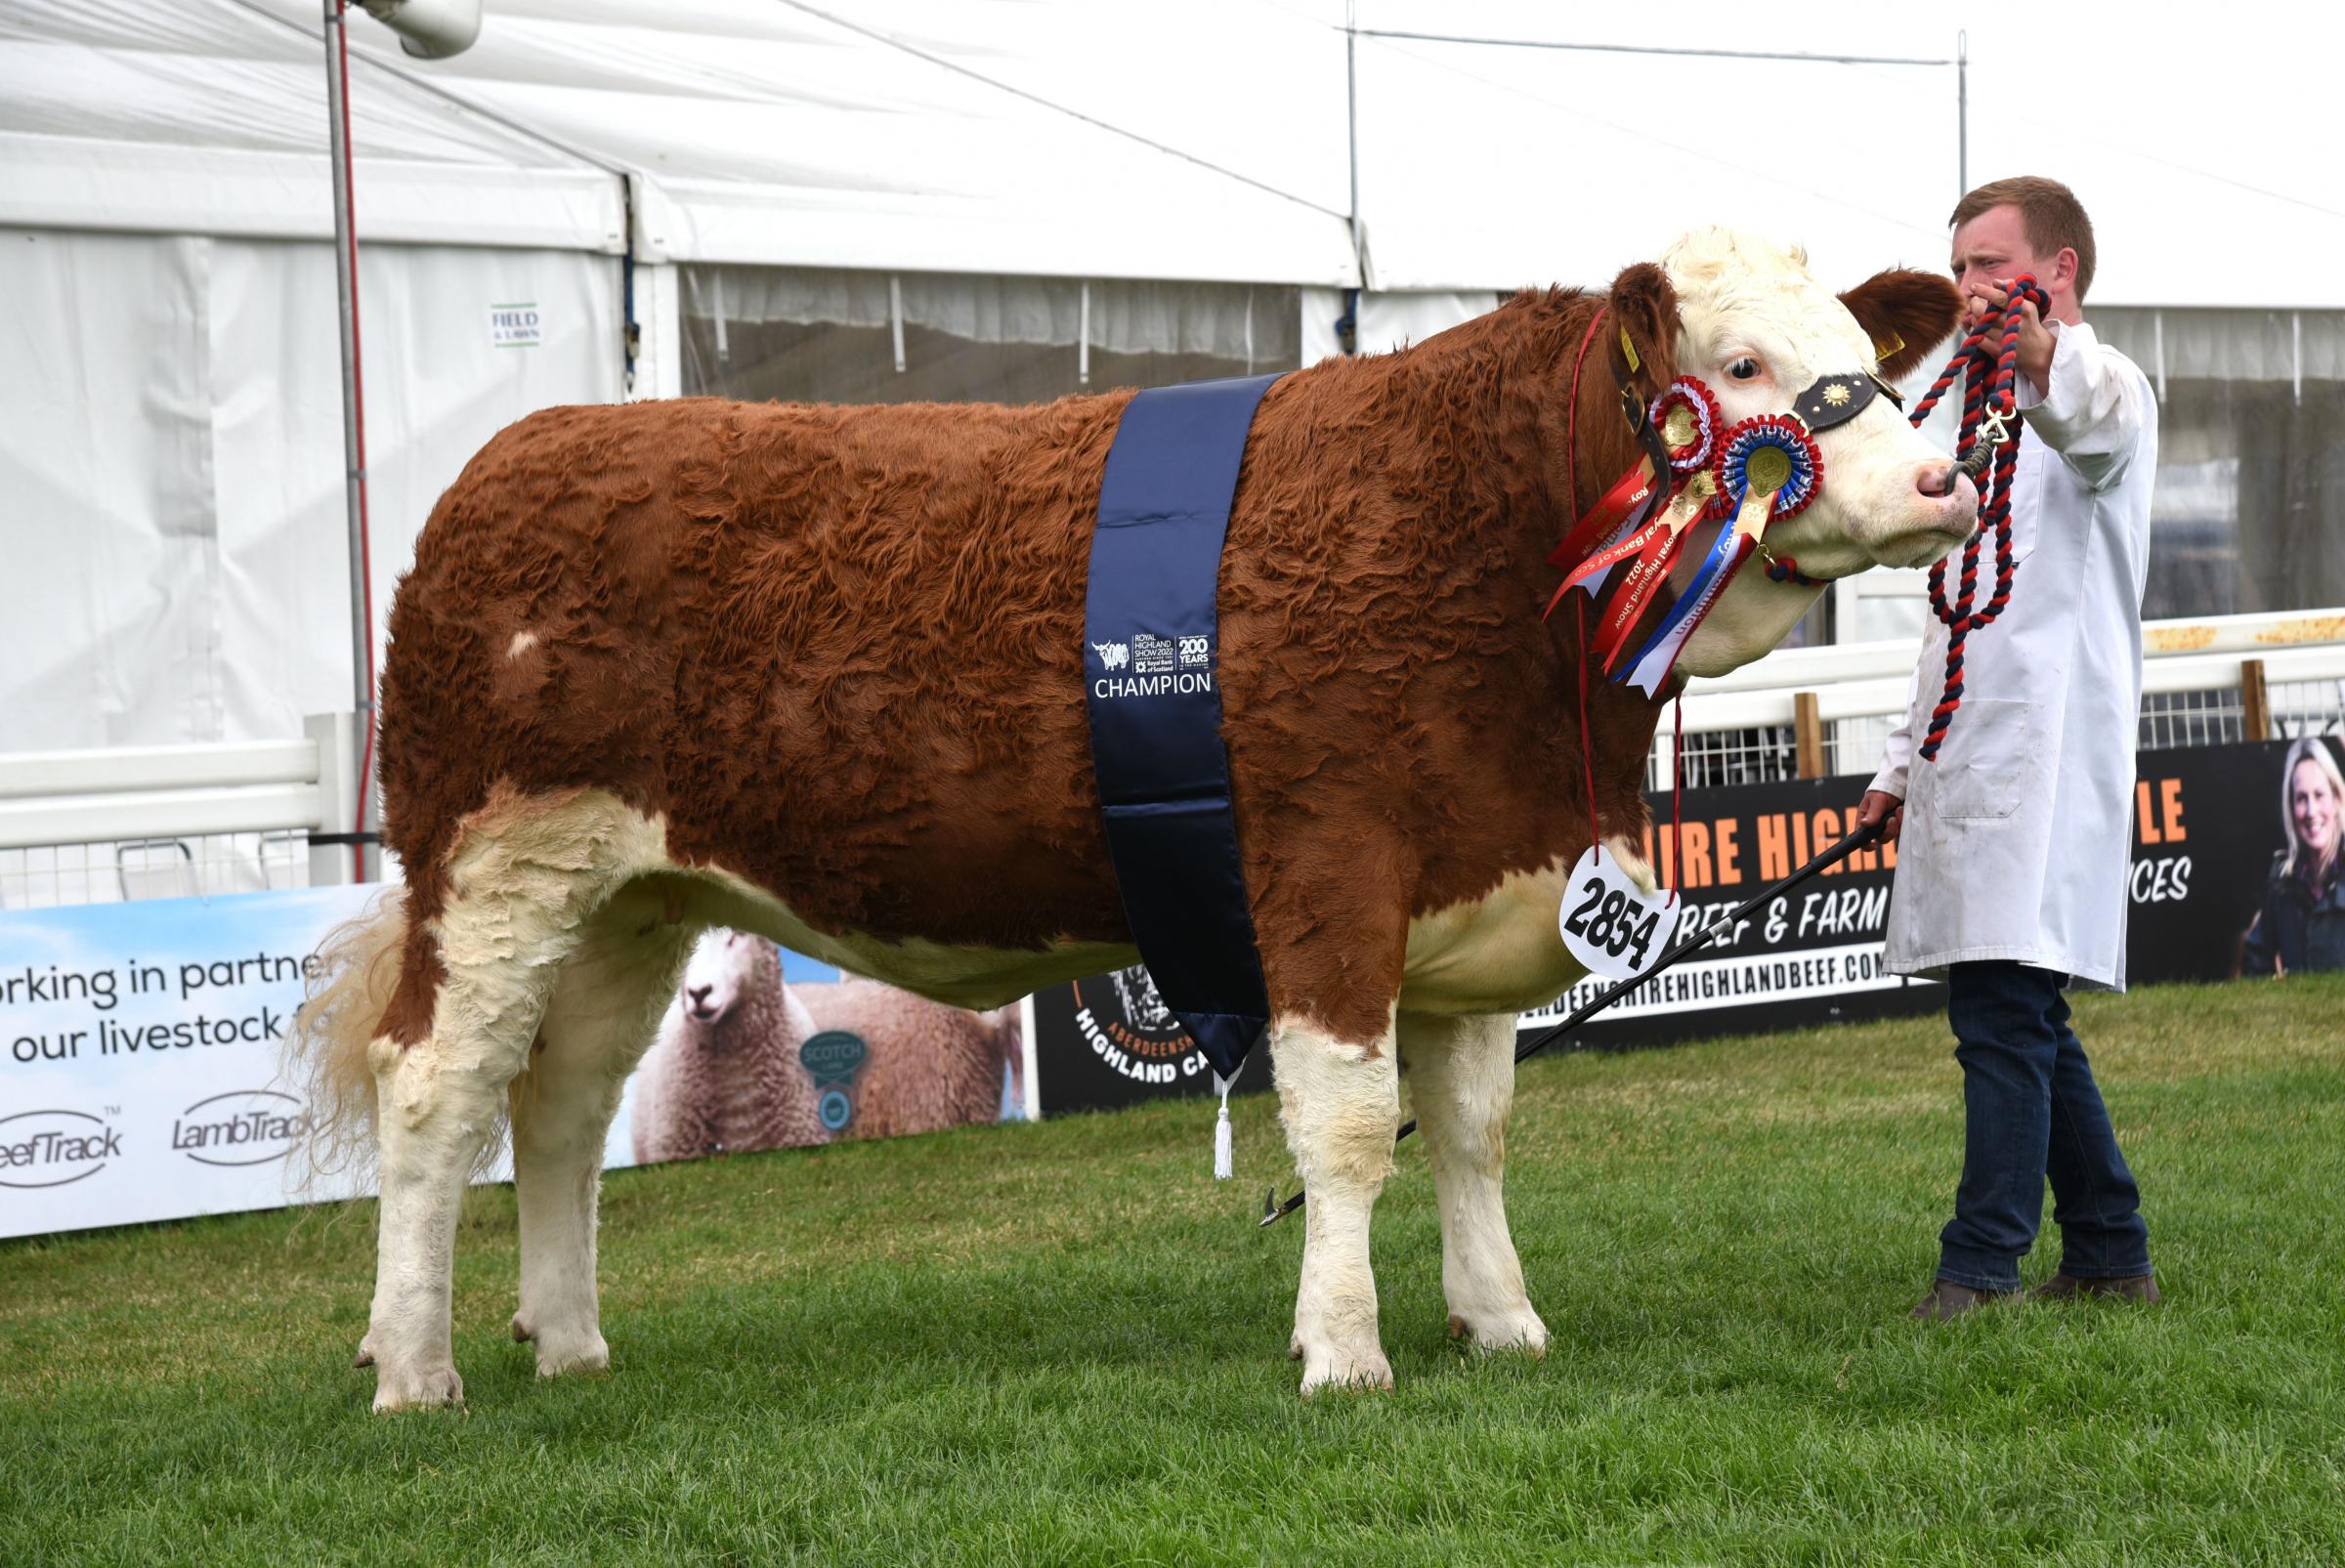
[1557,843,1679,981]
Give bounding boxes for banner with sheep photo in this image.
[621,928,1032,1167]
[1,898,1029,1241]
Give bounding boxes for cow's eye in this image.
[1727,357,1762,381]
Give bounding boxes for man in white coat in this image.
[1855,177,2158,1320]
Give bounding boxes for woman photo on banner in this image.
[2237,736,2345,978]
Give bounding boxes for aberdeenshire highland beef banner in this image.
[1027,738,2334,1111]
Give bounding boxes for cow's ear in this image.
[1839,269,1961,381]
[1605,262,1680,399]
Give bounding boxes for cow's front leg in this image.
[1272,1012,1400,1395]
[1397,1010,1547,1356]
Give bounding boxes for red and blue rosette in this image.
[1611,413,1824,697]
[1714,413,1822,519]
[1648,378,1724,475]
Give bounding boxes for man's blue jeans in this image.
[1936,960,2153,1292]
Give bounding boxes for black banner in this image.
[1031,965,1269,1116]
[1027,740,2330,1114]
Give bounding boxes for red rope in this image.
[1575,596,1599,857]
[1904,277,2046,762]
[336,0,377,880]
[1565,305,1609,855]
[1563,305,1608,517]
[1669,697,1684,894]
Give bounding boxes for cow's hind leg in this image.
[1273,1013,1401,1395]
[1398,1010,1547,1356]
[362,801,657,1411]
[364,937,553,1411]
[509,886,697,1377]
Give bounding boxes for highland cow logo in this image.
[1108,965,1178,1037]
[1091,641,1130,671]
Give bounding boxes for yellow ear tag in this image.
[1872,330,1905,363]
[1618,324,1641,373]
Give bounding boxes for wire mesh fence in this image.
[0,832,314,911]
[1639,674,2345,794]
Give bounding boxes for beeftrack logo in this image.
[0,1109,121,1189]
[171,1089,309,1167]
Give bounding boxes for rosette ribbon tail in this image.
[1590,487,1716,671]
[1543,456,1668,617]
[1615,490,1767,699]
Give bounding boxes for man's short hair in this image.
[1950,177,2097,301]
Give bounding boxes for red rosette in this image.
[1648,377,1724,474]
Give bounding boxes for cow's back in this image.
[378,394,1133,946]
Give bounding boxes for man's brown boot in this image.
[2032,1272,2160,1304]
[1910,1280,2020,1322]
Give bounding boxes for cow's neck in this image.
[1347,292,1669,866]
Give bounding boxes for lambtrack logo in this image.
[171,1089,309,1167]
[0,1109,121,1189]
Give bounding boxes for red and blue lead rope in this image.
[1903,276,2049,761]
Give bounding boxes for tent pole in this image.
[324,0,374,880]
[1956,29,1968,199]
[1346,0,1363,294]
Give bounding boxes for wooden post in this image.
[2240,657,2271,742]
[1794,691,1825,779]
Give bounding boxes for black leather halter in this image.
[1792,368,1903,435]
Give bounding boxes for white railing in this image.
[0,714,366,909]
[1656,608,2345,787]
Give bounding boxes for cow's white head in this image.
[1586,229,1974,678]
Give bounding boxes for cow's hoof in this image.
[509,1313,534,1343]
[1447,1305,1550,1358]
[352,1337,377,1370]
[1297,1341,1394,1397]
[371,1363,464,1413]
[532,1328,611,1379]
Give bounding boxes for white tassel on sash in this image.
[1212,1073,1234,1180]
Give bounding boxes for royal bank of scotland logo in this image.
[1131,632,1176,674]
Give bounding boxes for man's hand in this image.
[1962,277,2056,393]
[1856,788,1904,847]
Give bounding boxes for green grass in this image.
[5,977,2343,1566]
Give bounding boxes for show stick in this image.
[1260,814,1891,1227]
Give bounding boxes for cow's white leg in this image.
[362,864,613,1411]
[364,1003,540,1410]
[1397,1010,1547,1356]
[1273,1012,1400,1395]
[508,901,694,1378]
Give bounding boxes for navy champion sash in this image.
[1082,373,1283,1081]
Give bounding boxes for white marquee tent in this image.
[5,0,2341,752]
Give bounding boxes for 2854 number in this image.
[1563,877,1661,968]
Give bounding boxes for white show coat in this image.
[1869,319,2158,990]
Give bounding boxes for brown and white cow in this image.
[291,228,1968,1408]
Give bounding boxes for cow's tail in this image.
[281,885,410,1194]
